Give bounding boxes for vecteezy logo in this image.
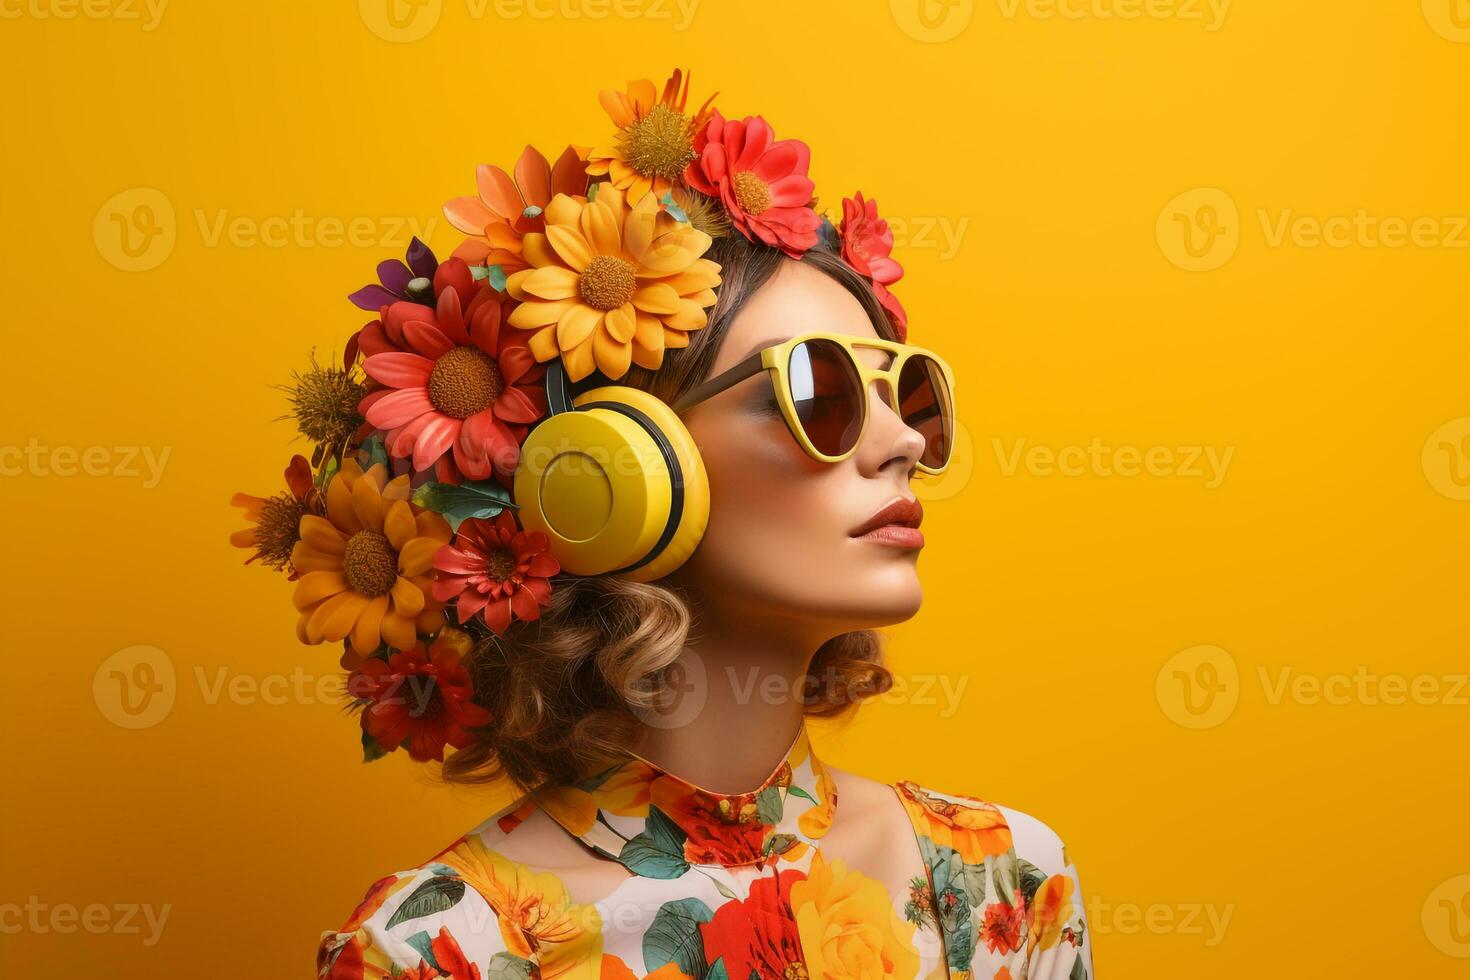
[1422,417,1470,501]
[93,645,177,730]
[93,188,176,272]
[1156,644,1239,729]
[359,0,442,42]
[1423,874,1470,957]
[628,649,708,730]
[1423,0,1470,42]
[1156,188,1239,272]
[890,0,974,42]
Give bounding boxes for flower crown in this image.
[231,69,908,766]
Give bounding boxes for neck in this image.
[631,604,835,795]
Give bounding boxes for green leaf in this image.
[317,453,341,493]
[402,930,441,974]
[920,841,978,970]
[706,956,730,980]
[755,785,784,824]
[642,897,713,978]
[361,730,389,764]
[487,952,535,980]
[660,192,689,224]
[988,851,1020,905]
[357,435,389,472]
[786,784,817,805]
[619,806,691,879]
[385,876,467,929]
[646,805,687,854]
[411,479,516,532]
[1069,954,1089,980]
[1018,857,1047,907]
[469,263,509,291]
[619,834,691,879]
[762,833,796,856]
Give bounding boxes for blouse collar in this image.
[533,723,837,870]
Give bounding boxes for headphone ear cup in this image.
[513,385,708,581]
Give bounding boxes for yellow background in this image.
[3,0,1467,976]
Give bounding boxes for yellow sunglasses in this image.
[671,331,957,473]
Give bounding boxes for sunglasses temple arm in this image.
[670,351,766,414]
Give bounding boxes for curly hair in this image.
[441,234,901,793]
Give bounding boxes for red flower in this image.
[686,111,821,258]
[431,511,558,634]
[700,867,807,979]
[356,258,548,482]
[349,629,493,763]
[839,193,908,341]
[649,776,771,867]
[425,926,482,980]
[981,893,1026,954]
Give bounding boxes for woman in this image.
[237,70,1092,980]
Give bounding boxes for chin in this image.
[833,564,925,627]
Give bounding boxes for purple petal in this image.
[406,238,439,279]
[348,284,400,311]
[376,259,412,294]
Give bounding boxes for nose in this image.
[860,374,926,477]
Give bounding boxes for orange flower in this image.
[437,836,599,974]
[894,780,1014,863]
[1026,874,1075,953]
[231,454,320,578]
[444,145,589,274]
[290,459,451,657]
[505,184,719,381]
[586,69,716,206]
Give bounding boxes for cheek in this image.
[693,414,843,546]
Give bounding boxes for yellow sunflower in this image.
[504,184,720,381]
[586,69,715,206]
[290,458,451,656]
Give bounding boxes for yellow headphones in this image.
[512,362,711,582]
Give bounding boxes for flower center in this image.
[289,362,365,447]
[405,276,435,304]
[257,493,308,571]
[732,171,772,215]
[578,255,637,311]
[482,546,518,583]
[400,671,440,719]
[342,530,399,598]
[428,346,504,419]
[620,103,697,181]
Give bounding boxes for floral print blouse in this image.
[317,725,1093,980]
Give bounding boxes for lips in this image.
[850,496,924,538]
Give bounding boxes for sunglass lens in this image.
[898,355,953,469]
[787,338,864,458]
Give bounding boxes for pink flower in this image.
[432,511,559,634]
[686,111,821,257]
[356,260,548,481]
[840,193,908,341]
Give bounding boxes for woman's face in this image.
[673,259,930,639]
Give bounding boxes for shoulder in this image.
[315,794,592,980]
[889,778,1095,978]
[889,777,1079,878]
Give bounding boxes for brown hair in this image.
[442,234,901,793]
